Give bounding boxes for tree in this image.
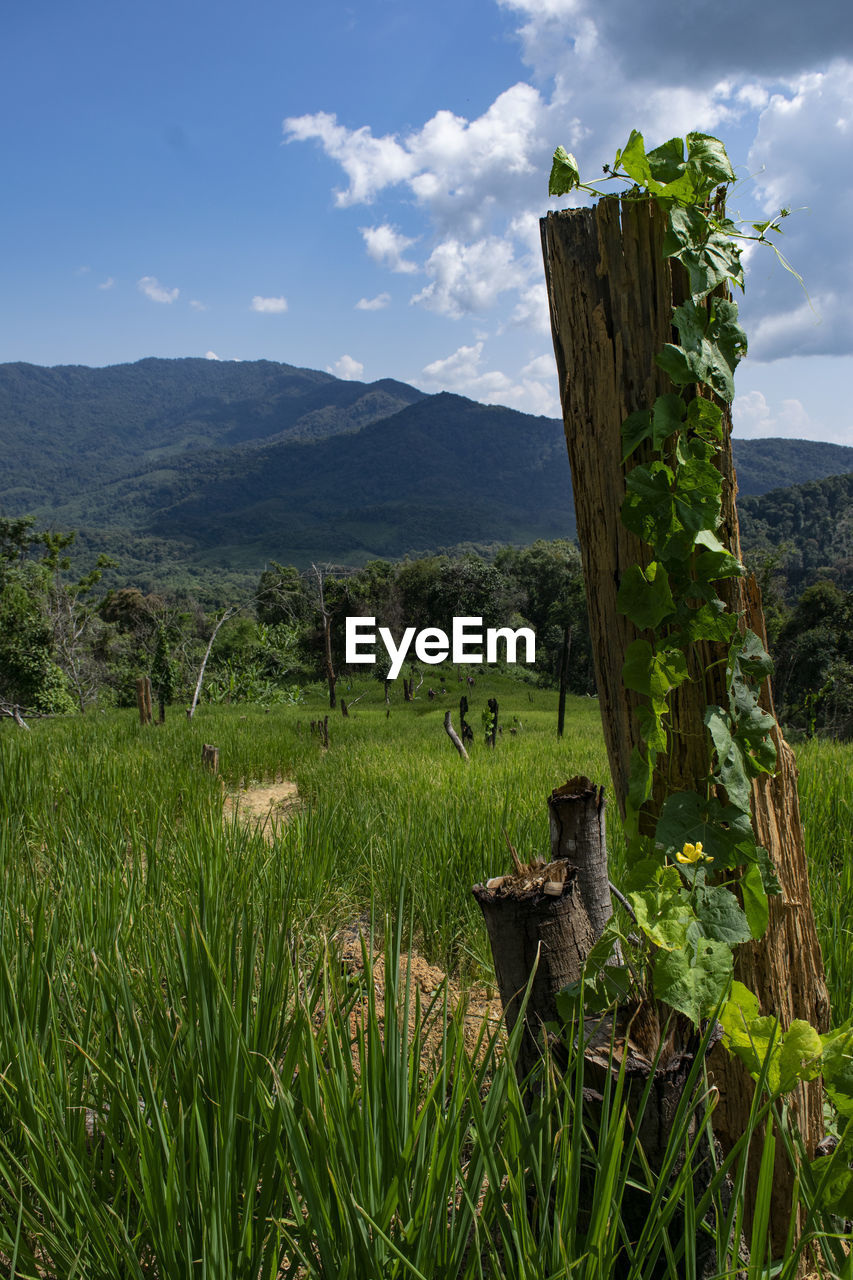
[0,517,74,715]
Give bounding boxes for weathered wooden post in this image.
[540,197,829,1246]
[201,743,219,772]
[136,676,153,725]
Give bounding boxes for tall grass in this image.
[1,675,851,1276]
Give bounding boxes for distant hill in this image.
[0,357,426,511]
[738,471,853,594]
[2,357,852,596]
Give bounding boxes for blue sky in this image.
[3,0,853,443]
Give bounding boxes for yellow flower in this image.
[676,840,713,865]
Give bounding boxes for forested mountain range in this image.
[738,471,853,594]
[2,357,852,595]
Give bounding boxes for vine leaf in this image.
[741,862,769,939]
[653,937,733,1024]
[617,562,675,630]
[549,146,580,196]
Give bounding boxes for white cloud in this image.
[251,295,288,313]
[744,62,853,359]
[328,354,364,380]
[97,277,115,291]
[283,110,416,206]
[420,341,559,415]
[360,225,418,273]
[733,388,819,438]
[355,293,391,311]
[138,276,179,304]
[189,299,206,311]
[413,237,526,318]
[205,350,221,361]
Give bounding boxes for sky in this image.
[3,0,853,444]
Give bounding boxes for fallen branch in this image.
[443,711,469,761]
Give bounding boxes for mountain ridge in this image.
[2,357,852,594]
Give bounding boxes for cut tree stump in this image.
[472,865,594,1084]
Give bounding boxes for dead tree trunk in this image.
[136,677,153,725]
[443,710,470,761]
[541,197,829,1249]
[548,776,613,940]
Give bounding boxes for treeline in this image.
[3,513,852,740]
[0,520,593,723]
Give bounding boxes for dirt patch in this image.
[334,918,503,1062]
[223,779,301,841]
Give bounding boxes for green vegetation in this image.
[1,679,852,1275]
[1,357,851,596]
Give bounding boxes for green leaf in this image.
[741,863,769,939]
[623,639,654,696]
[686,132,736,188]
[693,883,752,947]
[656,791,755,867]
[821,1029,853,1117]
[685,396,724,441]
[628,743,655,808]
[549,146,580,196]
[671,457,723,535]
[653,936,733,1025]
[617,130,653,189]
[617,561,675,630]
[753,846,782,897]
[630,866,691,951]
[777,1020,823,1091]
[621,409,653,461]
[685,602,739,644]
[636,701,668,753]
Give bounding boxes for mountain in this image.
[0,357,426,511]
[2,357,852,596]
[738,471,853,594]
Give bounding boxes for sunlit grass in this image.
[1,672,851,1276]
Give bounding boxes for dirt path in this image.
[223,779,301,841]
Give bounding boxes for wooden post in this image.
[136,677,153,725]
[541,198,829,1248]
[201,744,219,772]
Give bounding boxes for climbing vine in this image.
[549,124,853,1217]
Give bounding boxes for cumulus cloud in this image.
[285,0,853,411]
[413,237,527,318]
[97,277,115,290]
[328,354,364,380]
[251,295,288,313]
[420,341,559,415]
[743,62,853,359]
[205,351,221,361]
[500,0,853,82]
[283,110,416,205]
[360,225,418,273]
[189,299,207,311]
[733,389,819,438]
[138,276,179,304]
[355,293,391,311]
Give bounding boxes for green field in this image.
[2,674,852,1277]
